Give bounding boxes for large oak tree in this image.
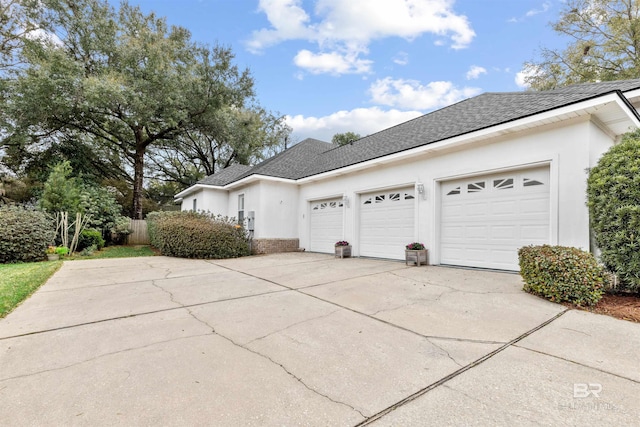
[3,0,258,218]
[524,0,640,90]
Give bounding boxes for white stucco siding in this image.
[181,188,228,217]
[180,192,198,211]
[228,183,260,225]
[297,117,616,265]
[256,181,299,238]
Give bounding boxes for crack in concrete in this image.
[425,339,463,368]
[354,309,569,426]
[441,384,487,407]
[210,261,511,348]
[180,306,367,420]
[388,271,522,295]
[215,330,367,420]
[559,327,592,337]
[513,344,640,385]
[367,292,454,318]
[147,264,366,419]
[244,309,342,346]
[150,279,183,308]
[0,289,290,341]
[0,333,214,383]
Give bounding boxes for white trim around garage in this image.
[431,158,557,269]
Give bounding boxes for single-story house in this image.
[175,79,640,271]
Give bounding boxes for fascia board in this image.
[297,93,639,184]
[222,174,296,189]
[174,183,224,199]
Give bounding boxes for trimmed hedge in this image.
[78,229,105,251]
[0,205,55,263]
[519,245,606,306]
[587,130,640,292]
[147,211,250,259]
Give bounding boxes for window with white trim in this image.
[238,194,245,224]
[192,198,197,211]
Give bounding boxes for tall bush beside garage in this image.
[587,130,640,292]
[0,205,55,263]
[519,245,606,306]
[147,211,250,259]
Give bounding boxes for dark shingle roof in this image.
[198,164,252,186]
[297,79,640,178]
[235,138,333,181]
[195,79,640,186]
[195,138,333,186]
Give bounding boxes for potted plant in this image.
[405,242,427,266]
[46,245,69,261]
[335,241,352,258]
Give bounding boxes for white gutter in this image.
[297,92,640,184]
[174,91,640,198]
[174,183,224,199]
[223,174,296,190]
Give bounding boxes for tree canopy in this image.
[524,0,640,90]
[331,131,361,146]
[1,0,289,217]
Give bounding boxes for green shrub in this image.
[0,205,55,263]
[55,246,69,256]
[78,229,105,251]
[587,130,640,292]
[147,211,249,259]
[519,245,606,306]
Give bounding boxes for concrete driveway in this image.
[1,253,639,426]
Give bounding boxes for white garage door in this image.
[309,198,344,253]
[360,187,415,260]
[440,167,550,271]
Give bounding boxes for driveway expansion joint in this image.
[354,309,570,426]
[513,344,640,384]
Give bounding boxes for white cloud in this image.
[526,1,551,17]
[286,107,423,141]
[466,65,487,80]
[246,0,313,53]
[509,1,551,22]
[515,65,542,88]
[247,0,475,74]
[293,49,373,74]
[369,77,481,110]
[393,51,409,66]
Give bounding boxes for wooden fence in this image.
[127,219,150,245]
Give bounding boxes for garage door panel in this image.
[440,167,550,270]
[521,224,549,240]
[466,225,489,239]
[491,225,518,240]
[491,200,517,215]
[310,198,343,253]
[360,187,415,260]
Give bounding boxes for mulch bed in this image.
[565,293,640,323]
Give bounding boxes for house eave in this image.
[297,92,640,184]
[174,183,224,199]
[223,174,296,189]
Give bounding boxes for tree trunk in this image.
[132,145,145,220]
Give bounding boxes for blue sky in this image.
[117,0,567,143]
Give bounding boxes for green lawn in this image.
[1,245,156,318]
[67,245,156,260]
[0,261,62,318]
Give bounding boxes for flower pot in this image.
[405,249,427,266]
[47,254,60,261]
[335,245,352,258]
